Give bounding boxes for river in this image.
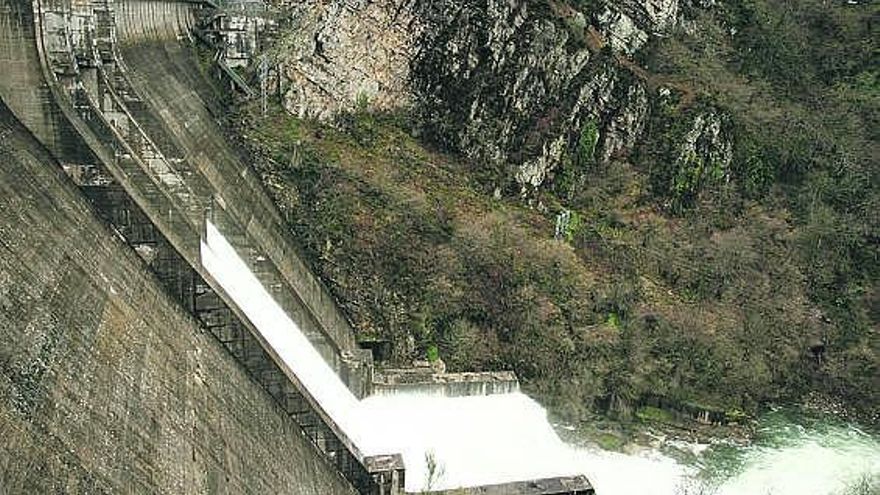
[574,409,880,495]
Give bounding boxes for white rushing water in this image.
[200,221,361,432]
[357,392,577,489]
[709,418,880,495]
[570,419,880,495]
[201,220,580,491]
[201,220,880,494]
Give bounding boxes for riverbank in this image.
[554,409,753,463]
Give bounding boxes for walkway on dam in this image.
[0,99,358,495]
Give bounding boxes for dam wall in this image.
[0,0,92,163]
[0,101,357,495]
[1,0,373,396]
[114,0,370,382]
[112,13,375,390]
[0,0,398,492]
[0,1,594,493]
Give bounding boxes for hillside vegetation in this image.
[236,0,877,425]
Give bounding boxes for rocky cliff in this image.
[271,0,716,196]
[275,0,419,120]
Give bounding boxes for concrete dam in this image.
[0,0,594,493]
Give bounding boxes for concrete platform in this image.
[421,475,594,495]
[372,369,520,398]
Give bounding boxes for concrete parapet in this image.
[422,476,594,495]
[372,370,520,398]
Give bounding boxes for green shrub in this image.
[636,406,674,424]
[576,120,599,167]
[606,312,621,328]
[426,344,440,363]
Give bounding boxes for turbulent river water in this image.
[201,220,879,494]
[574,410,880,495]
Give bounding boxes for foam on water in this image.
[200,220,583,491]
[711,421,880,495]
[573,448,694,495]
[357,392,577,489]
[201,220,880,494]
[564,420,880,495]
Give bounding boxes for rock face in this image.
[682,112,732,169]
[414,0,597,193]
[673,110,734,187]
[646,103,734,207]
[276,0,419,119]
[274,0,684,192]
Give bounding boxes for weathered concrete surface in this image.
[0,2,392,491]
[0,102,357,495]
[0,0,373,397]
[372,370,520,398]
[0,0,92,163]
[425,475,594,495]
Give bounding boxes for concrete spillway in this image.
[202,219,593,492]
[0,0,594,493]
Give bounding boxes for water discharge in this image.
[200,220,579,490]
[357,392,577,488]
[201,220,880,494]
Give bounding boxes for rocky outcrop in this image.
[595,0,681,54]
[601,82,649,163]
[412,0,674,195]
[657,107,734,206]
[674,110,733,184]
[273,0,685,193]
[413,0,597,193]
[275,0,419,119]
[612,0,680,33]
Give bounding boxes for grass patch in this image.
[636,406,675,424]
